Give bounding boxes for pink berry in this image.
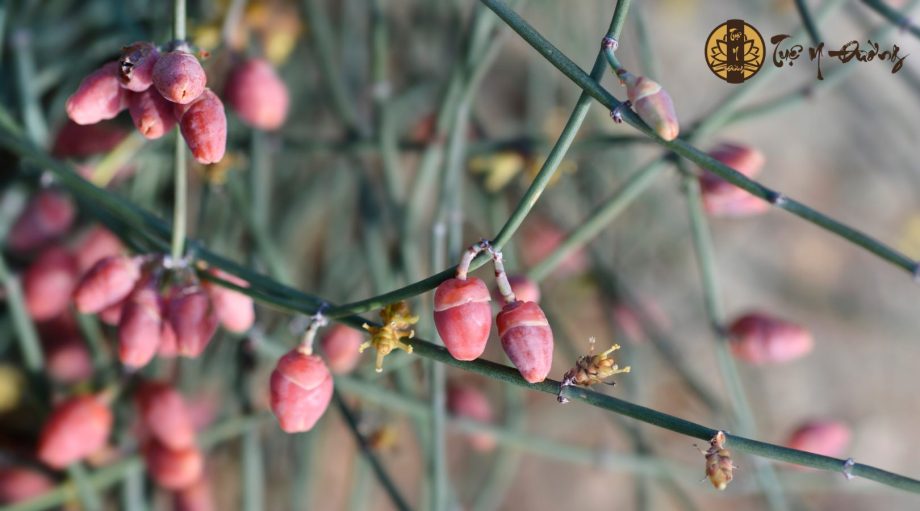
[433,277,492,361]
[143,441,204,490]
[203,269,254,333]
[118,285,165,369]
[153,51,207,105]
[0,467,54,504]
[37,395,113,469]
[785,420,851,459]
[75,226,124,273]
[136,381,196,450]
[728,312,813,364]
[7,190,75,253]
[319,324,364,374]
[496,301,554,383]
[119,41,160,92]
[73,255,141,314]
[66,61,126,125]
[269,349,333,433]
[128,88,176,139]
[700,142,769,218]
[51,120,127,158]
[447,383,496,452]
[225,58,289,130]
[179,89,226,164]
[167,288,218,358]
[24,246,79,321]
[173,475,215,511]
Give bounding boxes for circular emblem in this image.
[705,20,765,83]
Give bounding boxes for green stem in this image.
[171,131,187,262]
[0,254,43,372]
[794,0,822,46]
[173,0,186,40]
[861,0,920,40]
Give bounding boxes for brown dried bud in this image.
[699,431,734,490]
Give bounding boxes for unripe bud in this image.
[785,420,851,459]
[700,142,769,217]
[66,62,126,125]
[173,475,215,511]
[128,88,176,139]
[37,395,113,469]
[118,285,165,369]
[136,381,196,450]
[0,467,54,504]
[616,69,679,141]
[152,51,207,104]
[8,190,75,253]
[496,301,554,383]
[225,58,289,130]
[319,324,364,374]
[203,269,254,333]
[119,41,160,92]
[167,288,218,358]
[728,312,813,364]
[269,349,333,433]
[446,383,496,452]
[179,89,227,164]
[75,226,124,273]
[24,247,79,321]
[73,255,142,314]
[143,441,204,490]
[434,277,492,361]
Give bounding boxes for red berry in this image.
[496,301,554,383]
[173,475,215,511]
[73,255,141,314]
[119,41,160,92]
[7,190,75,253]
[37,395,113,469]
[143,440,204,490]
[24,246,79,321]
[728,312,813,364]
[75,226,124,273]
[203,269,254,333]
[127,88,176,139]
[447,383,496,452]
[153,51,206,104]
[700,142,769,218]
[167,288,218,358]
[136,381,196,450]
[179,89,226,164]
[785,420,851,459]
[269,349,333,433]
[319,324,364,374]
[66,61,126,125]
[0,467,54,504]
[225,58,289,130]
[118,285,165,369]
[433,277,492,361]
[51,120,128,158]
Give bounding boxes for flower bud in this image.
[225,58,289,130]
[128,88,176,139]
[119,41,160,92]
[152,51,207,104]
[66,62,126,125]
[319,324,364,374]
[728,311,813,364]
[136,381,196,450]
[37,395,113,469]
[173,475,215,511]
[700,142,769,217]
[167,288,218,358]
[269,349,333,433]
[75,226,124,273]
[616,69,679,141]
[7,190,75,253]
[0,467,54,504]
[24,246,79,321]
[179,89,226,164]
[447,382,495,452]
[143,441,204,490]
[203,269,254,333]
[434,277,492,361]
[496,301,554,383]
[73,255,142,314]
[785,420,851,459]
[118,285,165,369]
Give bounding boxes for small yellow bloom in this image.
[360,301,418,372]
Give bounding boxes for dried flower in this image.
[561,338,631,394]
[697,431,735,490]
[361,301,418,372]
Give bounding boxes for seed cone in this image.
[118,285,165,369]
[167,288,219,358]
[66,61,126,125]
[434,277,492,361]
[319,324,364,374]
[203,269,254,333]
[269,349,333,433]
[73,255,141,314]
[37,395,113,469]
[136,381,196,450]
[152,51,207,105]
[728,311,813,364]
[179,89,227,164]
[128,88,176,139]
[24,247,79,321]
[225,58,289,130]
[496,300,554,383]
[616,69,679,141]
[119,41,160,92]
[144,440,204,490]
[8,190,76,254]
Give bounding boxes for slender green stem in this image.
[67,463,102,511]
[861,0,920,40]
[242,426,265,511]
[794,0,822,46]
[173,0,186,40]
[12,30,49,146]
[171,131,187,262]
[0,254,43,372]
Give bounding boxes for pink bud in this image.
[66,61,126,125]
[173,475,215,511]
[785,420,851,459]
[269,349,333,433]
[203,269,254,333]
[127,88,176,139]
[728,312,813,364]
[179,89,226,164]
[152,51,207,104]
[73,255,141,314]
[616,69,679,141]
[0,467,54,504]
[447,383,495,451]
[700,142,769,218]
[225,58,289,130]
[24,246,79,321]
[52,120,128,158]
[37,395,113,469]
[75,226,124,273]
[434,277,492,361]
[143,441,204,490]
[118,285,165,369]
[167,288,218,358]
[119,41,160,92]
[136,381,196,450]
[319,324,364,374]
[8,190,75,253]
[496,301,554,383]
